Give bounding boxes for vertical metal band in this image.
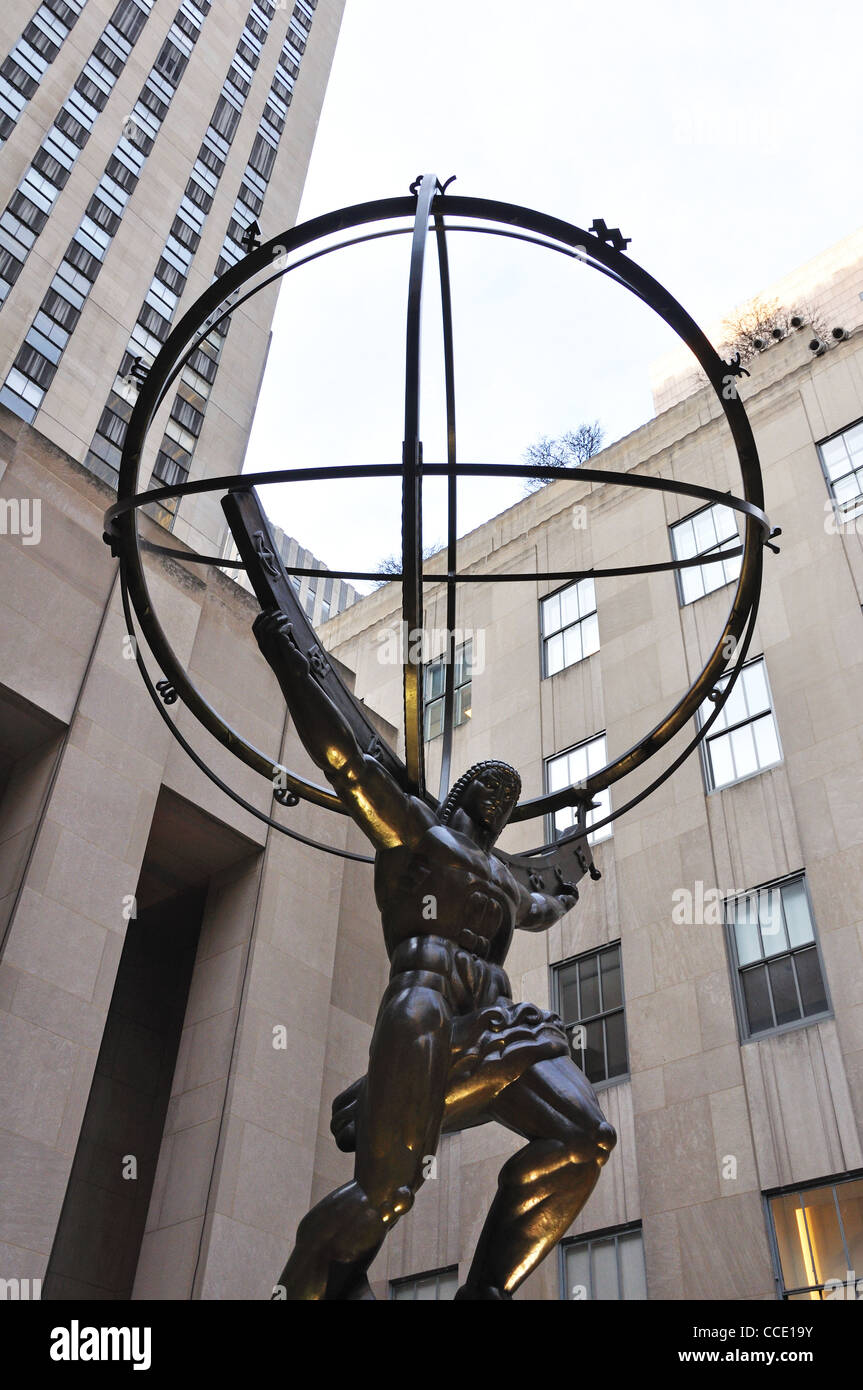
[401,173,437,796]
[434,207,458,804]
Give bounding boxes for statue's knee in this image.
[595,1119,617,1165]
[296,1181,384,1256]
[558,1116,617,1168]
[376,1185,414,1227]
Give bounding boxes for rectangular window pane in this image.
[618,1231,648,1300]
[564,1243,590,1299]
[567,745,588,788]
[782,879,814,948]
[591,1239,619,1300]
[599,947,622,1009]
[547,753,569,794]
[720,678,748,730]
[424,699,443,741]
[558,964,579,1024]
[672,517,696,560]
[768,955,801,1027]
[578,954,600,1018]
[800,1187,847,1287]
[701,555,726,597]
[454,683,471,725]
[679,564,704,605]
[693,507,718,551]
[545,631,564,676]
[742,963,773,1034]
[707,732,735,790]
[563,623,582,667]
[731,897,761,966]
[795,947,828,1018]
[839,1179,863,1271]
[758,886,787,956]
[560,583,580,627]
[541,591,560,637]
[730,722,758,780]
[743,660,770,715]
[581,611,599,658]
[752,713,780,770]
[583,1018,604,1082]
[771,1193,820,1295]
[605,1011,627,1079]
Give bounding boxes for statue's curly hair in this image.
[439,760,522,825]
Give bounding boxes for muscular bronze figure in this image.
[256,609,616,1301]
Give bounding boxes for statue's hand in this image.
[253,608,309,673]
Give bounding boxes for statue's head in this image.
[440,760,522,842]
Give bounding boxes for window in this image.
[19,168,60,214]
[423,642,472,741]
[697,656,781,791]
[553,943,627,1087]
[94,173,129,217]
[546,733,610,844]
[670,501,741,605]
[249,132,276,181]
[129,98,159,145]
[211,93,240,138]
[63,240,100,281]
[145,277,177,318]
[74,216,111,259]
[0,367,43,420]
[390,1267,458,1300]
[541,578,598,677]
[79,54,115,100]
[0,75,28,126]
[63,86,99,132]
[725,874,830,1041]
[201,122,230,170]
[561,1223,646,1300]
[766,1174,863,1299]
[176,195,205,234]
[153,38,187,86]
[9,39,49,82]
[170,395,203,437]
[111,0,150,44]
[819,419,863,519]
[144,67,173,108]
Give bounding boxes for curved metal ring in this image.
[107,190,771,850]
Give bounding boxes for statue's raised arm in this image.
[254,609,433,851]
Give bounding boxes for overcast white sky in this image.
[242,0,863,589]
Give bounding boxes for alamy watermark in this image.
[671,881,780,927]
[0,496,41,544]
[824,499,863,535]
[375,622,486,674]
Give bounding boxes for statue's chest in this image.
[382,830,514,934]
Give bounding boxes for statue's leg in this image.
[274,971,453,1300]
[455,1054,616,1300]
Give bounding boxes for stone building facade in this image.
[1,233,862,1299]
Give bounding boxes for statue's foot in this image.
[454,1282,512,1300]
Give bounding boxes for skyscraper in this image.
[0,0,345,556]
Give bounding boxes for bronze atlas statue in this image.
[103,174,775,1299]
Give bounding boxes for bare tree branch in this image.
[522,421,604,492]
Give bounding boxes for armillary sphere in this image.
[103,173,778,883]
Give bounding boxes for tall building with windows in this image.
[1,225,862,1300]
[0,0,345,559]
[222,517,360,626]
